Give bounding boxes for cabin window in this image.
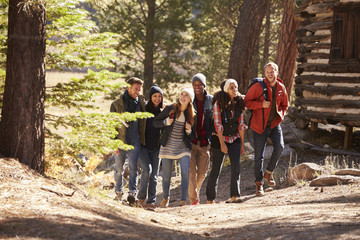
[330,4,360,64]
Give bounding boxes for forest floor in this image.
[1,117,360,239]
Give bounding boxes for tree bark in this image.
[143,0,155,97]
[228,0,270,94]
[0,0,46,174]
[275,0,300,101]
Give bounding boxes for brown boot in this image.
[255,181,264,197]
[264,170,276,186]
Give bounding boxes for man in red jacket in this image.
[244,62,288,196]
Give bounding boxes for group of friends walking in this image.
[110,62,289,207]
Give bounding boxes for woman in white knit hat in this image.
[153,88,196,207]
[206,79,246,204]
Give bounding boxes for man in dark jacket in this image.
[188,73,213,205]
[244,63,288,197]
[110,77,146,204]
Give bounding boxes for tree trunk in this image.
[262,5,271,66]
[250,40,260,80]
[0,0,46,174]
[275,0,300,101]
[228,0,270,94]
[143,0,155,98]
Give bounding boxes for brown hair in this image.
[126,77,143,86]
[212,79,245,111]
[169,101,196,126]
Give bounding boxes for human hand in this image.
[185,122,191,132]
[165,117,174,126]
[262,100,271,108]
[220,142,228,154]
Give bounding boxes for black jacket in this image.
[153,105,195,150]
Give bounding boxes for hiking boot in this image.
[127,193,136,205]
[160,198,169,208]
[115,191,123,201]
[179,200,186,206]
[225,196,242,203]
[264,170,276,187]
[255,181,264,197]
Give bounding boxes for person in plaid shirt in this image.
[206,79,247,204]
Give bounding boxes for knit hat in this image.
[149,84,163,98]
[223,79,238,93]
[192,73,206,87]
[181,88,195,102]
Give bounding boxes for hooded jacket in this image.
[244,78,288,134]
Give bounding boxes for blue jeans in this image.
[161,156,190,201]
[137,146,160,204]
[114,140,140,194]
[253,125,284,182]
[206,138,241,201]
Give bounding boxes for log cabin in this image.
[294,0,360,149]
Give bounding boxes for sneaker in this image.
[127,193,136,205]
[264,170,276,186]
[206,200,215,204]
[115,191,123,201]
[191,199,199,205]
[179,200,186,206]
[255,181,265,197]
[225,196,242,203]
[160,198,169,208]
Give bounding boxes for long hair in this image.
[169,101,195,126]
[212,79,245,111]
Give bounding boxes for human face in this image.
[179,91,191,106]
[151,92,162,107]
[192,81,204,97]
[227,83,238,99]
[265,65,278,86]
[127,83,142,99]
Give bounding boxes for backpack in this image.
[245,77,269,126]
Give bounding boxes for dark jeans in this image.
[137,146,160,204]
[206,137,241,201]
[253,125,284,182]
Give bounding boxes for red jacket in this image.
[244,78,288,134]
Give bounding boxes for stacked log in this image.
[294,0,360,127]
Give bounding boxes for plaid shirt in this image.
[213,101,247,143]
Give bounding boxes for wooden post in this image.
[310,121,318,131]
[344,126,353,150]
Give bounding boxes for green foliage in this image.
[190,0,243,90]
[46,111,153,159]
[94,0,194,88]
[46,69,125,109]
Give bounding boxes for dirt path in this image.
[1,158,359,240]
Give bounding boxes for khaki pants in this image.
[188,143,210,203]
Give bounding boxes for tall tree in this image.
[95,0,192,96]
[0,0,46,173]
[228,0,270,93]
[190,0,242,90]
[275,0,300,100]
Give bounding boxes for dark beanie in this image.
[149,84,163,98]
[192,73,206,87]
